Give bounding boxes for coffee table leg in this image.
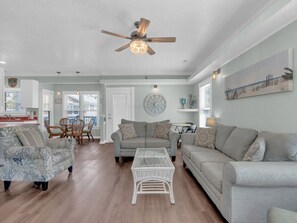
[132,182,137,205]
[169,182,175,204]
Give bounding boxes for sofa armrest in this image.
[223,161,297,187]
[181,133,195,145]
[45,138,76,150]
[5,145,52,160]
[169,130,180,156]
[111,130,122,157]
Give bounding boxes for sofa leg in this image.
[41,182,48,191]
[115,157,119,162]
[4,181,11,191]
[171,156,176,162]
[68,166,73,173]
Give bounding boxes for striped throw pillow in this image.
[16,129,45,147]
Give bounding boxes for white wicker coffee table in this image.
[131,148,175,205]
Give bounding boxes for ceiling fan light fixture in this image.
[130,39,148,55]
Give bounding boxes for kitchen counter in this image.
[0,117,38,127]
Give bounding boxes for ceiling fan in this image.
[101,18,176,55]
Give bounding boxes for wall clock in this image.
[143,93,166,116]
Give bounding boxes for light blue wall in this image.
[212,20,297,133]
[133,85,197,124]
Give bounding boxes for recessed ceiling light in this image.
[0,61,6,64]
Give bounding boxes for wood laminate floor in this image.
[0,142,225,223]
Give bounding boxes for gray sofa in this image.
[111,119,180,162]
[181,124,297,223]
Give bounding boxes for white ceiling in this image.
[0,0,296,83]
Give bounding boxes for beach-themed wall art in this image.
[225,49,293,100]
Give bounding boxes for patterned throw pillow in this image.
[194,128,216,149]
[118,123,137,140]
[243,137,266,161]
[16,129,45,147]
[153,123,172,139]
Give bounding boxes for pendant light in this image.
[57,71,61,96]
[76,71,80,95]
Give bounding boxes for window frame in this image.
[3,88,25,114]
[62,91,100,128]
[199,78,212,127]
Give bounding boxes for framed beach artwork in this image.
[225,49,293,100]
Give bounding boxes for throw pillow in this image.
[118,123,137,140]
[16,129,45,147]
[153,123,172,139]
[194,128,216,149]
[243,137,266,161]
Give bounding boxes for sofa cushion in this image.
[121,137,145,149]
[191,151,234,170]
[194,128,216,149]
[214,124,236,151]
[153,123,172,139]
[121,119,146,137]
[259,131,297,161]
[243,137,266,161]
[201,162,225,193]
[118,123,137,140]
[182,144,218,158]
[146,137,170,148]
[16,128,45,147]
[222,127,258,161]
[146,120,170,137]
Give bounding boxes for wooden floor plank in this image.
[0,141,225,223]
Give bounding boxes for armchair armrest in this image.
[45,138,76,150]
[111,130,122,157]
[5,145,52,160]
[223,161,297,187]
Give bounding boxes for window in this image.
[4,89,23,113]
[199,78,212,127]
[63,92,99,127]
[42,90,54,129]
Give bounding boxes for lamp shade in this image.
[206,117,217,127]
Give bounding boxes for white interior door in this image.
[106,87,134,141]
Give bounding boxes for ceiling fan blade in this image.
[115,43,130,52]
[137,18,150,37]
[147,46,156,55]
[101,30,131,39]
[147,37,176,43]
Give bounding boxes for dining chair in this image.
[66,119,85,144]
[59,118,72,137]
[44,120,64,138]
[83,118,95,141]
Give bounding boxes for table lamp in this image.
[206,117,217,127]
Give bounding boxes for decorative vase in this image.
[180,98,186,109]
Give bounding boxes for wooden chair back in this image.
[72,119,85,138]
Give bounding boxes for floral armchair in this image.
[0,125,76,191]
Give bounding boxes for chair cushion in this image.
[182,144,218,158]
[121,119,146,137]
[118,123,137,140]
[51,129,64,135]
[201,162,225,193]
[16,128,45,147]
[153,123,172,139]
[222,127,258,161]
[190,151,234,170]
[214,124,236,151]
[145,137,170,148]
[194,128,216,149]
[243,137,266,161]
[121,137,146,149]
